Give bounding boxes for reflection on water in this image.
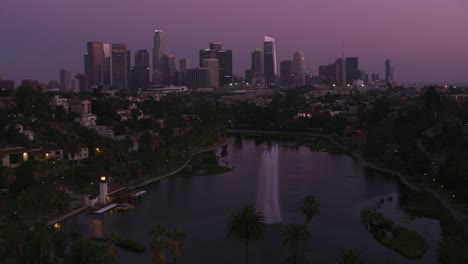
[256,144,282,224]
[65,137,441,264]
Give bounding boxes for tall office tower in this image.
[103,43,111,86]
[245,69,252,84]
[179,58,190,85]
[385,59,394,82]
[263,36,278,85]
[131,49,150,90]
[335,58,346,86]
[163,54,176,86]
[371,73,380,81]
[203,58,219,88]
[0,79,14,90]
[360,70,369,85]
[251,48,263,76]
[112,43,131,90]
[75,73,88,91]
[346,57,359,85]
[210,42,223,52]
[199,48,215,67]
[180,58,189,72]
[186,68,210,89]
[280,60,293,86]
[71,79,80,93]
[152,29,165,85]
[217,49,233,87]
[319,63,337,86]
[135,49,149,68]
[84,41,104,87]
[292,52,305,85]
[199,42,232,87]
[59,68,72,92]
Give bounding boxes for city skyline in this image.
[1,0,468,84]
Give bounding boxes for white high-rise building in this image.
[203,58,219,88]
[263,36,278,85]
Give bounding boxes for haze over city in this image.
[1,0,468,84]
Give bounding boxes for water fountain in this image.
[256,144,282,224]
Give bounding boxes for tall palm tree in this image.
[338,249,367,264]
[168,229,185,264]
[151,237,169,264]
[226,205,266,264]
[300,196,320,227]
[282,224,311,264]
[149,225,169,264]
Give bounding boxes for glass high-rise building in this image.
[385,59,394,82]
[292,51,305,85]
[335,58,346,87]
[163,54,176,86]
[112,43,131,90]
[199,42,232,87]
[103,43,111,86]
[131,49,150,90]
[84,41,104,87]
[263,36,277,85]
[152,30,165,85]
[59,68,71,92]
[319,63,337,86]
[346,57,359,85]
[251,48,263,76]
[280,60,293,86]
[203,58,219,88]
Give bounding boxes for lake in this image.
[64,136,441,263]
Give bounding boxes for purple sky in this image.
[1,0,468,85]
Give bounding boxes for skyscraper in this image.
[75,73,88,92]
[203,58,219,88]
[59,68,71,92]
[385,59,394,82]
[346,57,359,85]
[163,54,176,86]
[292,52,305,86]
[131,49,150,90]
[199,42,233,86]
[84,41,104,87]
[179,58,190,86]
[103,43,111,86]
[135,49,149,68]
[186,68,210,89]
[280,60,293,86]
[152,30,165,85]
[319,63,337,86]
[335,58,346,86]
[251,48,263,76]
[263,36,278,85]
[112,43,131,90]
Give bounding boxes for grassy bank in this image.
[361,209,429,259]
[177,151,232,177]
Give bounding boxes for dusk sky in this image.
[1,0,468,85]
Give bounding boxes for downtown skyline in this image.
[1,0,468,84]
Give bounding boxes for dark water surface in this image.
[64,137,441,264]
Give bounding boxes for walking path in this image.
[49,140,227,226]
[228,129,466,221]
[130,140,228,188]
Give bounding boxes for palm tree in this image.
[300,196,320,227]
[151,237,170,264]
[282,224,311,264]
[226,205,266,264]
[149,225,167,240]
[168,229,185,264]
[149,225,169,264]
[338,249,367,264]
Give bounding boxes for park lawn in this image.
[380,226,429,259]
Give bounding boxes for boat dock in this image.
[94,203,118,214]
